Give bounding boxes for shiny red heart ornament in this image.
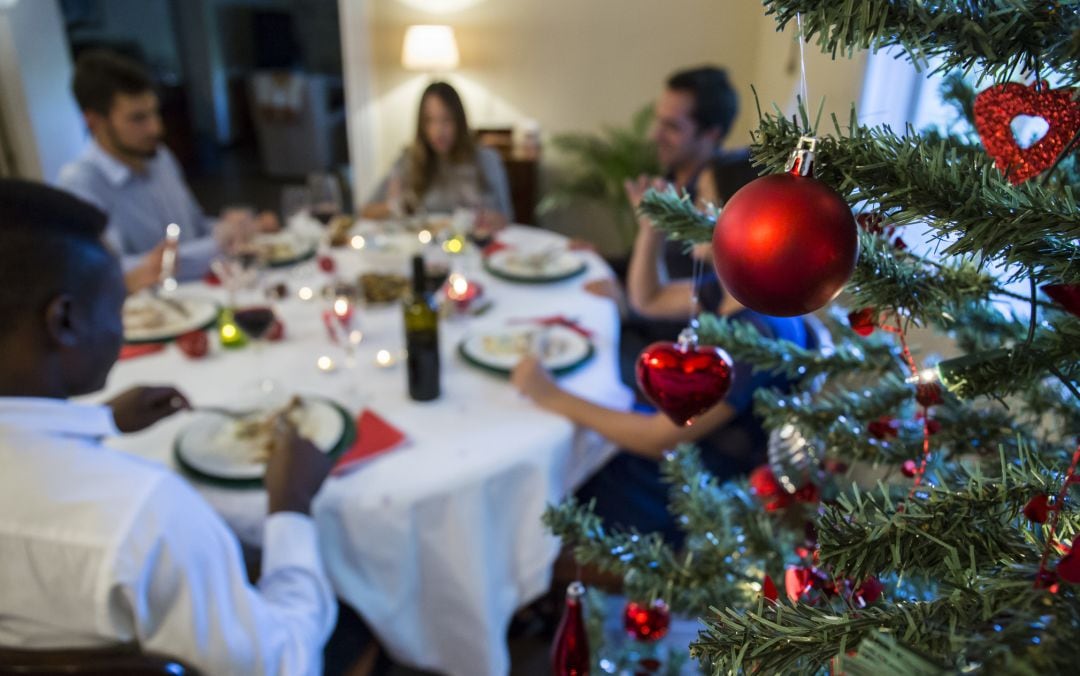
[973,82,1080,184]
[635,341,733,426]
[1043,284,1080,319]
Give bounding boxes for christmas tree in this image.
[546,1,1080,673]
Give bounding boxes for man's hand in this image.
[510,356,561,409]
[107,386,190,433]
[623,174,669,210]
[256,210,281,233]
[264,416,333,516]
[215,208,259,255]
[124,240,167,294]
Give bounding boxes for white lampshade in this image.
[402,25,460,71]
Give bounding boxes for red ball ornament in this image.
[623,599,670,642]
[318,255,336,273]
[711,138,858,317]
[847,308,877,336]
[853,577,884,607]
[176,330,209,359]
[973,82,1080,184]
[901,459,918,478]
[636,338,733,426]
[915,383,943,408]
[1023,494,1053,524]
[868,415,898,440]
[1043,284,1080,319]
[1056,545,1080,585]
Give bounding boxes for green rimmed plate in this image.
[174,397,356,488]
[458,324,595,377]
[483,249,587,284]
[123,295,221,345]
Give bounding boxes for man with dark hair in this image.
[58,50,277,292]
[0,180,337,673]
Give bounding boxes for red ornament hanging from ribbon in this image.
[973,82,1080,184]
[1042,284,1080,319]
[711,136,858,317]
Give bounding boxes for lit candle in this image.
[417,229,432,244]
[444,273,482,310]
[375,349,395,367]
[316,355,336,372]
[350,235,366,250]
[218,309,247,349]
[298,286,314,301]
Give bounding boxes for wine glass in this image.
[307,172,344,227]
[233,282,279,394]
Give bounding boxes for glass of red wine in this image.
[234,284,279,394]
[307,172,343,227]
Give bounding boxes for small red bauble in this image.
[1057,545,1080,584]
[973,82,1080,184]
[1043,284,1080,319]
[176,330,209,358]
[636,341,733,426]
[623,599,670,642]
[1024,494,1052,523]
[853,577,884,607]
[847,308,877,336]
[711,172,858,317]
[762,574,779,602]
[868,415,898,440]
[901,459,918,478]
[318,255,336,273]
[915,383,943,408]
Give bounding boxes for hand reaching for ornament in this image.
[511,355,561,408]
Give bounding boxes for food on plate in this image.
[221,396,311,464]
[328,215,355,247]
[360,272,410,304]
[481,330,567,360]
[123,295,190,332]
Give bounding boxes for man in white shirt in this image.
[58,50,279,293]
[0,179,336,675]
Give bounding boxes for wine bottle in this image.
[551,581,589,676]
[403,255,440,401]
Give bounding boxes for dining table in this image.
[97,220,634,676]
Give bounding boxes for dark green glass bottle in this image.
[404,255,440,401]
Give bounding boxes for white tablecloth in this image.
[100,225,633,676]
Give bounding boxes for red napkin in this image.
[509,315,594,338]
[332,409,408,475]
[482,240,511,257]
[118,343,166,360]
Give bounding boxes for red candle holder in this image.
[443,273,483,312]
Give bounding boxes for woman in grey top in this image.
[363,82,513,230]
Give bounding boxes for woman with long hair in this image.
[363,82,512,229]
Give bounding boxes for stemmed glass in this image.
[307,172,344,226]
[233,274,279,394]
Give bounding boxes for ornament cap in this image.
[565,580,585,600]
[785,136,818,176]
[676,326,699,350]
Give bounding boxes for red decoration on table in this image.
[868,415,898,440]
[635,338,733,426]
[623,599,670,642]
[1042,283,1080,318]
[118,343,165,360]
[1023,493,1052,523]
[482,240,510,257]
[203,269,221,286]
[176,330,209,359]
[266,318,285,342]
[318,255,336,273]
[973,82,1080,184]
[510,315,594,339]
[551,581,590,676]
[847,308,877,336]
[332,409,408,476]
[762,574,779,602]
[711,137,858,317]
[915,382,943,408]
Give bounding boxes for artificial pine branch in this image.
[637,187,713,242]
[762,0,1080,85]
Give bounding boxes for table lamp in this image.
[402,24,460,72]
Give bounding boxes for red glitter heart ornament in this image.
[973,82,1080,184]
[636,341,733,426]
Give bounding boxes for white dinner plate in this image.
[174,397,350,483]
[459,324,594,375]
[254,229,318,267]
[483,248,587,283]
[122,294,220,344]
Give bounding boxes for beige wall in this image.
[362,0,867,242]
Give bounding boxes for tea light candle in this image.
[444,273,482,310]
[298,286,314,301]
[417,229,432,244]
[375,349,395,367]
[316,355,336,372]
[350,235,366,250]
[218,310,247,349]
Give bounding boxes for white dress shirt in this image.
[0,398,336,675]
[57,140,219,280]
